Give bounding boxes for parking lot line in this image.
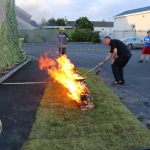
[1,82,46,85]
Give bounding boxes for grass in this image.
[22,68,150,150]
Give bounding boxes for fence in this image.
[113,30,147,40]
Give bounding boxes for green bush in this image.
[91,31,101,43]
[70,29,100,43]
[65,29,74,42]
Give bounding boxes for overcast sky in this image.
[16,0,150,23]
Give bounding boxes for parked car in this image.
[121,37,144,49]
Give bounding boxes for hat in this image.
[60,27,65,31]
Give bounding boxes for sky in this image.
[16,0,150,23]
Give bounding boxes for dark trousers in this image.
[59,47,66,55]
[111,55,131,82]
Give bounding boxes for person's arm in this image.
[111,48,118,62]
[99,53,113,66]
[99,48,118,66]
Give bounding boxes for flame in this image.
[39,54,86,103]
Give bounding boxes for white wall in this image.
[114,11,150,31]
[94,27,113,37]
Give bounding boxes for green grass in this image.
[22,68,150,150]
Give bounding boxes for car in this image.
[121,37,144,49]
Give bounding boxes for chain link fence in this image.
[113,30,147,40]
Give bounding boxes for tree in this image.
[47,18,56,26]
[46,18,66,26]
[75,17,94,31]
[56,18,66,26]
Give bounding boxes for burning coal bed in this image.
[39,53,95,111]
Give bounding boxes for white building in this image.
[92,21,114,37]
[67,21,114,37]
[114,6,150,39]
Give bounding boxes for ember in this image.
[39,54,94,110]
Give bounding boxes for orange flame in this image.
[39,54,86,103]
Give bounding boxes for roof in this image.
[17,17,36,30]
[30,20,39,27]
[92,21,113,27]
[67,21,76,27]
[15,6,32,19]
[115,6,150,18]
[67,21,114,27]
[42,26,74,29]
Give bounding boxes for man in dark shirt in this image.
[99,36,132,85]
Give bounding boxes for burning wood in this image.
[39,54,94,110]
[76,78,95,110]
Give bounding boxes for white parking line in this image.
[0,120,2,134]
[1,82,47,85]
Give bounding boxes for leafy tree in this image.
[75,17,94,31]
[46,18,66,26]
[47,18,56,26]
[56,18,66,26]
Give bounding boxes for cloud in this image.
[16,0,150,22]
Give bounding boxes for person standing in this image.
[138,30,150,63]
[57,27,68,55]
[99,36,132,85]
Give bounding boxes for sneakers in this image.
[112,81,125,85]
[138,60,143,63]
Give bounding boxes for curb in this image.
[0,59,30,84]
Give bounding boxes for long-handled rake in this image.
[83,64,103,77]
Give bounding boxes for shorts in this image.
[142,47,150,55]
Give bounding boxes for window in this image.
[131,24,136,29]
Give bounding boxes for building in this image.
[0,0,37,30]
[42,26,74,30]
[92,21,113,37]
[15,6,38,30]
[114,6,150,39]
[67,21,114,37]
